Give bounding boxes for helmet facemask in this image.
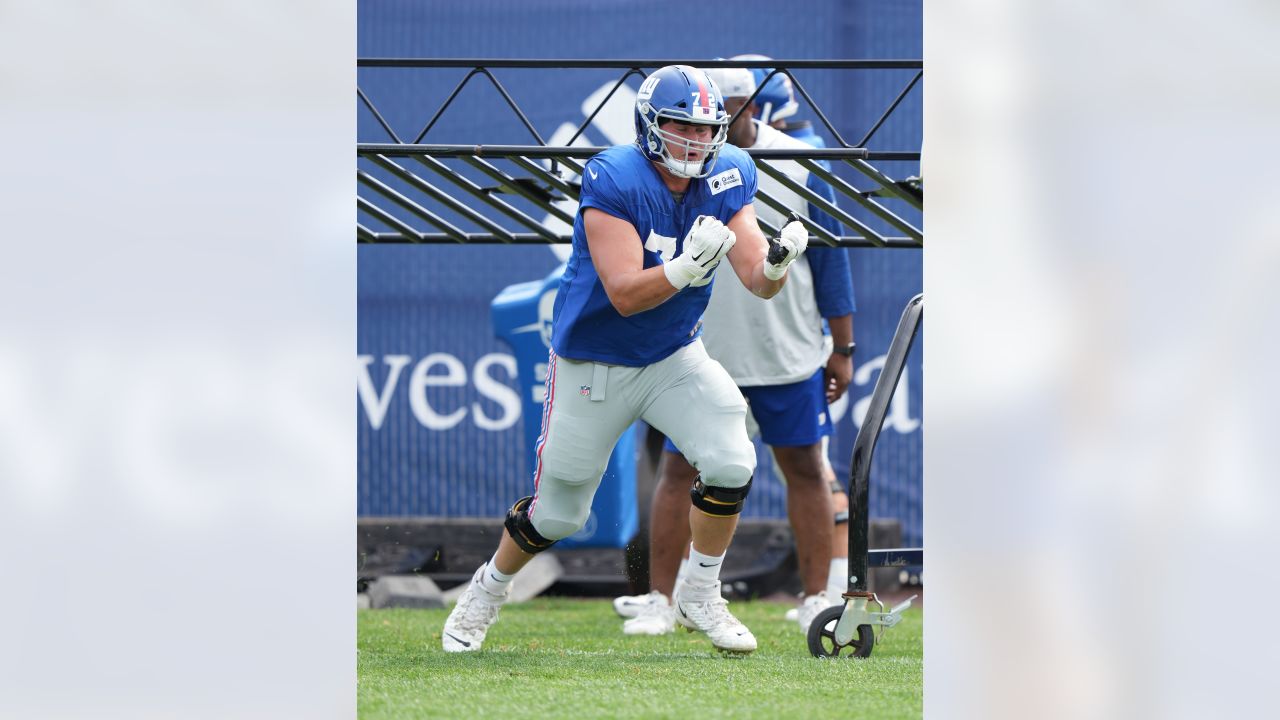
[641,112,729,179]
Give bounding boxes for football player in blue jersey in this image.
[442,64,811,655]
[613,66,856,637]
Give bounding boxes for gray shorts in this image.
[527,340,756,541]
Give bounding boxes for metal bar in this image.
[410,67,483,144]
[409,155,561,243]
[357,231,922,247]
[507,155,581,200]
[848,294,923,593]
[356,221,379,243]
[457,156,577,227]
[360,231,564,245]
[798,159,923,242]
[472,68,547,146]
[356,196,427,243]
[566,68,647,146]
[366,154,518,242]
[357,169,468,243]
[855,70,923,148]
[356,86,403,144]
[755,160,889,247]
[359,58,922,70]
[358,144,906,160]
[844,158,924,210]
[752,186,844,247]
[782,70,857,148]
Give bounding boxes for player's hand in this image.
[764,220,809,281]
[663,215,736,290]
[824,351,853,403]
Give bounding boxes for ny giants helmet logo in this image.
[636,74,661,102]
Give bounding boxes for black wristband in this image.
[832,342,856,357]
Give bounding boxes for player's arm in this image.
[725,203,806,299]
[583,208,681,317]
[824,313,855,402]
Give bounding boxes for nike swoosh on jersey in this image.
[588,166,599,180]
[445,633,471,647]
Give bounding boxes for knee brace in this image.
[504,496,558,554]
[690,476,752,517]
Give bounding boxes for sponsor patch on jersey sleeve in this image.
[707,167,743,196]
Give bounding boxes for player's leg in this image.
[824,436,851,599]
[642,341,757,653]
[443,354,635,652]
[648,446,697,598]
[617,444,697,635]
[747,369,835,631]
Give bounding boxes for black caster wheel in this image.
[807,605,875,658]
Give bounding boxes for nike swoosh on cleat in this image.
[445,633,471,648]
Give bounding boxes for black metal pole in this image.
[848,294,923,595]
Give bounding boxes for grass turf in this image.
[358,597,921,719]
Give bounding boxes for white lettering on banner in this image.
[356,355,411,430]
[408,353,469,430]
[851,354,921,434]
[472,353,520,431]
[358,352,523,431]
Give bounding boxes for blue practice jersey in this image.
[551,143,758,366]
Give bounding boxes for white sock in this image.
[479,558,515,596]
[685,546,726,587]
[827,557,849,597]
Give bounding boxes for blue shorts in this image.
[663,368,831,452]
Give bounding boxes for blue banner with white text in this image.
[356,0,923,549]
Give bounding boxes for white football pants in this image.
[527,339,755,541]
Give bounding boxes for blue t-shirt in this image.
[551,143,758,366]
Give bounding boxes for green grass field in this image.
[358,597,922,719]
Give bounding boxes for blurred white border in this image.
[0,2,354,717]
[4,0,1279,717]
[927,1,1280,718]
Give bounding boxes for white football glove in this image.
[663,215,737,290]
[764,220,809,281]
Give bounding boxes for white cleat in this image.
[612,592,654,619]
[675,580,757,654]
[784,606,800,622]
[441,565,508,653]
[622,592,676,635]
[795,592,839,634]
